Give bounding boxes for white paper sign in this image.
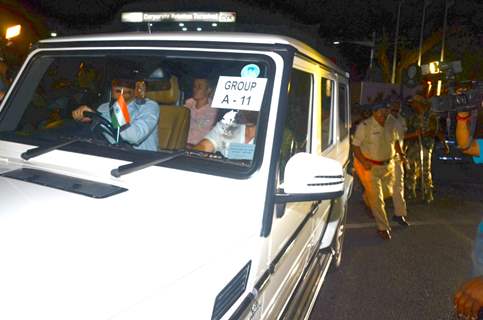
[212,76,267,111]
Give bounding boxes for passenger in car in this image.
[194,110,257,159]
[72,72,160,152]
[184,78,218,147]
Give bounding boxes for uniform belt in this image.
[366,158,392,165]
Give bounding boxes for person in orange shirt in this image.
[454,105,483,320]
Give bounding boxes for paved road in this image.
[309,157,483,320]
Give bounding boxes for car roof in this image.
[40,32,345,75]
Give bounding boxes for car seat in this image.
[145,76,190,150]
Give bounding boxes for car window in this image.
[278,68,312,183]
[0,51,274,172]
[338,83,349,141]
[321,77,333,151]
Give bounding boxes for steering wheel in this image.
[82,111,116,141]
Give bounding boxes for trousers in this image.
[392,158,407,216]
[354,158,404,231]
[406,145,433,195]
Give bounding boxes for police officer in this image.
[353,102,407,240]
[404,94,439,203]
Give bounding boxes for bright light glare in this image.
[121,11,236,23]
[179,23,184,27]
[212,23,218,27]
[121,12,143,23]
[5,25,21,40]
[50,32,57,37]
[333,41,340,45]
[196,27,202,31]
[429,61,440,74]
[182,27,188,31]
[436,80,442,96]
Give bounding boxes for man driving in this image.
[72,67,160,151]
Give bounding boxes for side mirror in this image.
[275,152,344,203]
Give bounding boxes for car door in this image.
[260,59,318,319]
[310,72,337,251]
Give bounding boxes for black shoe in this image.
[392,215,410,227]
[377,230,392,240]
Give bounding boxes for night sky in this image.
[20,0,482,37]
[3,0,483,78]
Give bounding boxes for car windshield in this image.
[0,49,273,172]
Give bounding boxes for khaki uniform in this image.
[386,114,408,216]
[405,110,438,199]
[353,116,403,231]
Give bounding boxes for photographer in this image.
[456,110,483,162]
[453,102,483,320]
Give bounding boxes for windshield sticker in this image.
[212,76,267,111]
[227,143,255,160]
[240,64,260,78]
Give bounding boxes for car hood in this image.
[0,161,262,320]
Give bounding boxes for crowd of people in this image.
[353,88,483,318]
[352,91,448,240]
[353,89,483,317]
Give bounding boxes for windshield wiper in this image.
[21,138,82,161]
[111,150,185,177]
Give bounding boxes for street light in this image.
[5,25,21,40]
[440,0,455,62]
[391,0,403,84]
[417,0,434,66]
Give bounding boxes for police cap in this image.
[369,101,389,111]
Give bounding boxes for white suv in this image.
[0,31,353,320]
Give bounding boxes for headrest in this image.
[149,67,168,79]
[145,75,180,105]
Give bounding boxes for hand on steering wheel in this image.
[82,110,113,131]
[72,105,116,140]
[72,105,94,123]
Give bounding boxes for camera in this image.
[429,61,483,113]
[431,84,483,113]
